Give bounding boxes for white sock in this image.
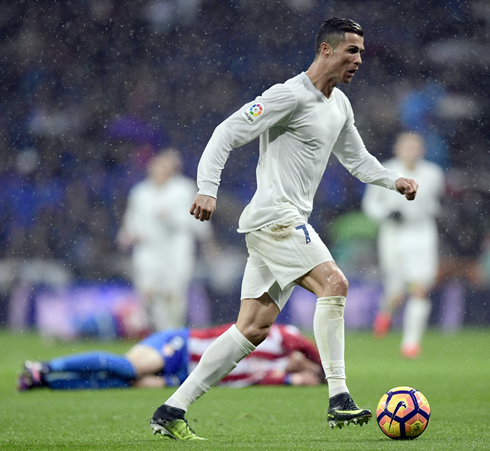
[166,324,255,411]
[313,296,349,398]
[401,296,432,347]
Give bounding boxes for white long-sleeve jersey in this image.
[197,72,403,232]
[123,175,211,285]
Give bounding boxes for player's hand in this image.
[289,370,321,386]
[395,177,418,201]
[190,194,216,221]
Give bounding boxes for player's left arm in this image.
[333,126,404,192]
[332,99,404,192]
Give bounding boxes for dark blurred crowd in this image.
[0,0,489,288]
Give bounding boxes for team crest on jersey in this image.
[241,102,265,125]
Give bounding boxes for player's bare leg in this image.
[235,294,280,345]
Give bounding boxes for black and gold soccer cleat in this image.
[327,392,372,429]
[150,404,206,440]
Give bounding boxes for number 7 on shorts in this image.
[295,224,311,244]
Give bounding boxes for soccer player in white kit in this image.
[362,132,445,359]
[150,18,419,440]
[117,148,212,331]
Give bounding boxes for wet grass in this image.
[0,328,489,450]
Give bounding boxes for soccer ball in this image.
[376,386,431,440]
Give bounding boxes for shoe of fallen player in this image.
[17,361,48,391]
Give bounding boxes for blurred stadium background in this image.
[0,0,489,340]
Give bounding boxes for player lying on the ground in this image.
[18,323,324,390]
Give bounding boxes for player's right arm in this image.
[196,84,297,201]
[116,186,140,248]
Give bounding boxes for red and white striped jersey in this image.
[188,323,321,387]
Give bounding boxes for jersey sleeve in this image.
[332,97,403,192]
[197,84,297,198]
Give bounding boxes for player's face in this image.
[329,33,364,84]
[149,154,177,184]
[396,135,425,167]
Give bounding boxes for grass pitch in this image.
[0,328,489,450]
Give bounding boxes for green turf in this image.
[1,328,489,450]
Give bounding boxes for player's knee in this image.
[240,323,271,346]
[322,269,349,297]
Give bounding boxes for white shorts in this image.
[378,224,439,296]
[241,221,333,311]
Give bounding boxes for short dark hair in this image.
[314,18,363,56]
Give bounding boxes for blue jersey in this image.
[139,328,190,386]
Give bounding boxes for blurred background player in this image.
[18,323,324,390]
[362,131,445,358]
[117,148,212,331]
